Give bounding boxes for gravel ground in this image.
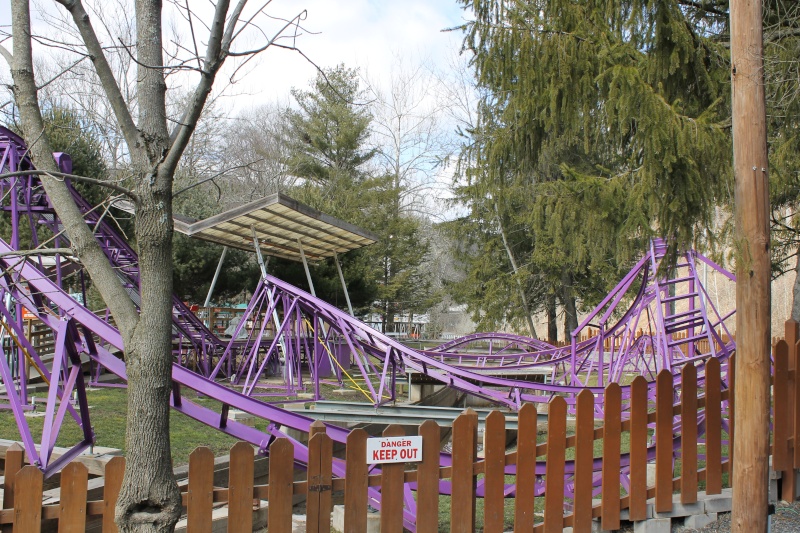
[680,501,800,532]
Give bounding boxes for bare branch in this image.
[116,36,204,73]
[227,10,306,57]
[36,55,90,91]
[54,0,141,154]
[184,0,203,70]
[0,169,139,200]
[0,44,12,65]
[173,159,266,197]
[160,0,232,176]
[0,247,73,258]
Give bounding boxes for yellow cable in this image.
[303,318,390,402]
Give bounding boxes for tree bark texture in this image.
[116,194,181,532]
[792,252,800,321]
[112,1,182,530]
[561,272,579,338]
[494,205,537,339]
[730,0,772,531]
[546,293,558,343]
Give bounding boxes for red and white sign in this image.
[366,435,423,464]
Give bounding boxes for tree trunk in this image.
[561,272,579,337]
[546,293,558,343]
[8,0,302,529]
[113,0,181,528]
[792,251,800,321]
[730,0,772,531]
[115,191,182,532]
[493,204,537,339]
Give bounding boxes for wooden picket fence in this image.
[554,327,733,356]
[5,320,800,532]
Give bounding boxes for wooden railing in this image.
[5,321,800,532]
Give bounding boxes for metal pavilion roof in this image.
[172,192,378,262]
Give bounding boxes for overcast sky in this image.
[2,1,470,104]
[234,1,470,105]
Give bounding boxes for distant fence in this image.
[554,327,734,356]
[4,320,800,532]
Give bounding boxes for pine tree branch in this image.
[677,0,727,17]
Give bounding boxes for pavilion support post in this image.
[334,253,354,316]
[730,0,771,531]
[251,227,288,379]
[202,246,228,324]
[297,239,316,297]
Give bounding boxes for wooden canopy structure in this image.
[173,192,378,263]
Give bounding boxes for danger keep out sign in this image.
[366,435,423,464]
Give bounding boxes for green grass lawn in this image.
[0,386,239,466]
[0,380,408,466]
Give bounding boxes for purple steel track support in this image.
[0,125,740,529]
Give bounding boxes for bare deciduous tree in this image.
[3,1,306,530]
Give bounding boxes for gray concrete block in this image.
[684,512,718,529]
[653,495,704,518]
[633,517,671,533]
[701,491,732,514]
[621,505,655,520]
[619,499,655,521]
[331,505,344,532]
[590,519,614,532]
[292,514,307,533]
[330,504,380,533]
[174,500,268,533]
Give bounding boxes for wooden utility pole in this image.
[730,0,771,531]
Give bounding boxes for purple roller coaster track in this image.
[0,126,736,529]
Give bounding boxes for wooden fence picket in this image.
[343,429,368,532]
[13,466,42,533]
[629,376,648,521]
[728,354,735,480]
[705,357,722,495]
[544,396,567,533]
[187,447,214,533]
[788,320,800,477]
[228,441,254,533]
[416,420,440,533]
[306,428,332,533]
[380,425,405,533]
[58,462,88,533]
[793,340,800,500]
[450,408,477,533]
[513,403,537,532]
[681,363,698,504]
[601,383,622,530]
[572,389,595,531]
[655,370,674,513]
[2,442,23,533]
[774,342,789,472]
[102,456,124,533]
[483,411,506,533]
[268,438,295,533]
